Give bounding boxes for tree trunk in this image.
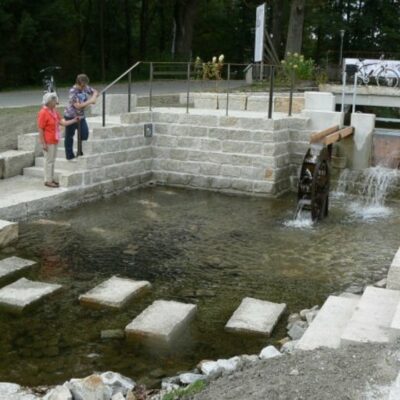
[173,0,199,60]
[285,0,305,55]
[100,0,105,81]
[271,0,287,59]
[139,0,149,58]
[124,0,132,67]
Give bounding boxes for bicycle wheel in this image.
[376,68,399,87]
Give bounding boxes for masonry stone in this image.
[0,150,34,179]
[246,95,269,112]
[387,247,400,290]
[193,93,218,109]
[18,133,42,157]
[218,116,240,128]
[0,256,36,285]
[0,220,18,248]
[218,94,247,111]
[91,94,137,115]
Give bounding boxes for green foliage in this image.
[162,380,207,400]
[194,55,224,80]
[281,52,315,81]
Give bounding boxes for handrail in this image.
[101,61,141,127]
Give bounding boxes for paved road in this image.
[0,80,247,108]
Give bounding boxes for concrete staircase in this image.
[297,285,400,350]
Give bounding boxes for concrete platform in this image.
[79,275,151,308]
[125,300,197,343]
[340,286,400,345]
[0,256,37,286]
[297,295,359,350]
[0,220,18,248]
[387,247,400,290]
[225,297,286,336]
[0,277,62,313]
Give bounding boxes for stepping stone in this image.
[387,247,400,290]
[125,300,197,343]
[0,220,18,248]
[0,277,62,313]
[0,256,37,286]
[225,297,286,336]
[79,276,151,309]
[297,295,359,350]
[341,286,400,345]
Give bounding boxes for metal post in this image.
[341,70,347,114]
[128,71,131,112]
[102,92,106,127]
[149,62,153,111]
[226,64,231,116]
[352,72,358,114]
[268,66,274,119]
[260,62,264,81]
[288,69,294,117]
[339,29,345,66]
[186,62,190,114]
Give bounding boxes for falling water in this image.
[335,166,399,220]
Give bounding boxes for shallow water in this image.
[0,187,399,386]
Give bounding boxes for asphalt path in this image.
[0,80,247,108]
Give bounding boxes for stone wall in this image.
[122,110,311,196]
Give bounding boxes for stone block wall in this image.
[121,110,310,196]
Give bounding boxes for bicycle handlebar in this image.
[40,66,62,74]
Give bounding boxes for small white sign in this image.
[254,3,265,62]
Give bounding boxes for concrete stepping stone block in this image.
[225,297,286,336]
[0,277,62,313]
[297,295,359,350]
[387,247,400,290]
[125,300,197,343]
[79,276,151,309]
[0,220,18,248]
[0,256,37,286]
[341,286,400,345]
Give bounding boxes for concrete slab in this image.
[225,297,286,336]
[0,277,62,313]
[297,295,359,350]
[79,275,151,308]
[387,247,400,290]
[340,286,400,345]
[0,220,18,248]
[0,256,37,286]
[125,300,197,342]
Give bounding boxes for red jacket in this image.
[37,106,61,144]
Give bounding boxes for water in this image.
[334,166,399,220]
[1,187,400,387]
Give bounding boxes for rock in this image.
[304,310,319,325]
[161,381,180,392]
[111,393,125,400]
[0,382,21,396]
[277,337,290,346]
[125,390,137,400]
[238,354,259,365]
[288,321,307,340]
[43,385,72,400]
[374,278,387,288]
[100,330,125,340]
[199,356,241,377]
[100,371,135,396]
[289,368,300,376]
[66,374,112,400]
[299,309,310,319]
[281,340,299,354]
[179,373,206,385]
[287,313,301,324]
[259,345,282,359]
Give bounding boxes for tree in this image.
[285,0,305,55]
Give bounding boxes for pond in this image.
[0,186,399,387]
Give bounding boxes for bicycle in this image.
[40,65,61,95]
[355,57,399,88]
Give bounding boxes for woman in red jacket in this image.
[37,93,79,188]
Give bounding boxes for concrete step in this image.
[125,300,197,343]
[225,297,286,336]
[79,276,151,309]
[0,277,62,314]
[0,150,34,179]
[0,256,37,286]
[340,286,400,345]
[23,166,86,187]
[0,220,18,248]
[387,247,400,290]
[297,295,359,350]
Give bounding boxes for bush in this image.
[194,55,224,80]
[280,52,315,81]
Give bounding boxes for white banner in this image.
[254,3,265,62]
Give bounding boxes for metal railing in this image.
[100,61,298,126]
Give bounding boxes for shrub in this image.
[162,380,207,400]
[280,52,315,81]
[194,55,224,80]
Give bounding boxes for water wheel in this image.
[296,145,331,221]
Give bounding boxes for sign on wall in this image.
[254,3,265,62]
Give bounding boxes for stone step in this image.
[23,166,86,187]
[225,297,286,336]
[297,295,359,350]
[387,247,400,290]
[125,300,197,343]
[0,256,37,286]
[0,150,34,179]
[0,277,62,313]
[79,276,151,309]
[340,286,400,345]
[0,220,18,248]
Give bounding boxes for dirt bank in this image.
[190,342,400,400]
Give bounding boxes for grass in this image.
[162,380,207,400]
